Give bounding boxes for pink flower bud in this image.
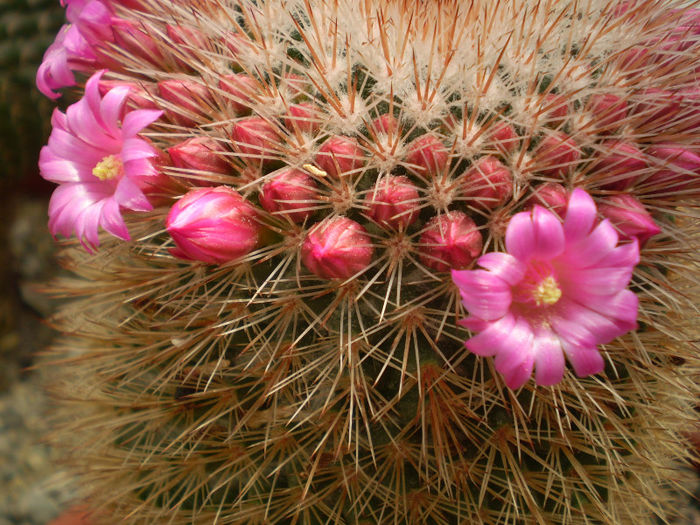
[632,89,682,129]
[259,168,318,223]
[405,134,449,176]
[166,25,210,68]
[230,117,281,166]
[283,103,320,134]
[315,136,365,177]
[586,94,628,132]
[591,141,647,190]
[366,175,420,229]
[279,73,309,100]
[166,186,260,264]
[301,216,374,279]
[533,132,580,177]
[167,137,231,179]
[98,79,157,110]
[158,79,213,127]
[525,182,569,217]
[223,31,253,60]
[419,211,482,271]
[598,194,661,246]
[617,46,651,77]
[645,144,700,190]
[461,156,513,209]
[219,73,257,115]
[542,94,568,127]
[489,122,519,155]
[371,114,400,135]
[110,18,163,68]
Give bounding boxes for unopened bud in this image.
[158,78,213,127]
[111,18,163,68]
[598,194,661,246]
[632,89,682,129]
[166,186,260,264]
[315,136,365,177]
[230,117,281,166]
[166,25,209,67]
[419,211,482,271]
[461,156,513,209]
[542,93,569,127]
[525,182,569,217]
[645,144,700,190]
[219,73,257,115]
[283,103,320,134]
[98,79,157,111]
[405,134,449,176]
[533,132,580,177]
[366,175,420,229]
[586,94,628,132]
[489,122,519,155]
[370,114,400,136]
[592,141,647,190]
[259,168,318,223]
[302,216,374,279]
[168,137,231,180]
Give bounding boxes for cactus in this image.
[40,1,699,523]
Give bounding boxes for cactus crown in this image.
[42,0,699,523]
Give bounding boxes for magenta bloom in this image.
[36,0,114,98]
[452,189,640,389]
[39,70,163,250]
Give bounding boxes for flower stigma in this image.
[533,275,562,306]
[92,154,123,180]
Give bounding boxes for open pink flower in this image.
[36,0,114,98]
[39,70,162,250]
[452,189,640,389]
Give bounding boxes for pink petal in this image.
[452,269,512,320]
[99,198,130,240]
[464,313,516,356]
[595,239,640,269]
[100,86,131,135]
[121,138,158,162]
[505,211,536,260]
[114,176,153,211]
[532,328,565,386]
[529,205,565,259]
[563,188,596,242]
[39,146,82,182]
[500,353,535,389]
[476,252,526,285]
[548,314,597,349]
[562,219,619,268]
[561,340,605,378]
[121,109,163,137]
[572,289,639,331]
[555,298,633,345]
[568,266,634,295]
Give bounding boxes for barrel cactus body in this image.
[40,1,699,523]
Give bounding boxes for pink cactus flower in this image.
[302,216,374,280]
[38,70,162,251]
[452,188,640,389]
[166,186,260,264]
[36,0,114,98]
[36,25,93,99]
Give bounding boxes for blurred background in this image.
[0,1,696,524]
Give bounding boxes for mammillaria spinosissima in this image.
[38,1,699,523]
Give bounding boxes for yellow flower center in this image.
[532,275,562,306]
[92,155,123,181]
